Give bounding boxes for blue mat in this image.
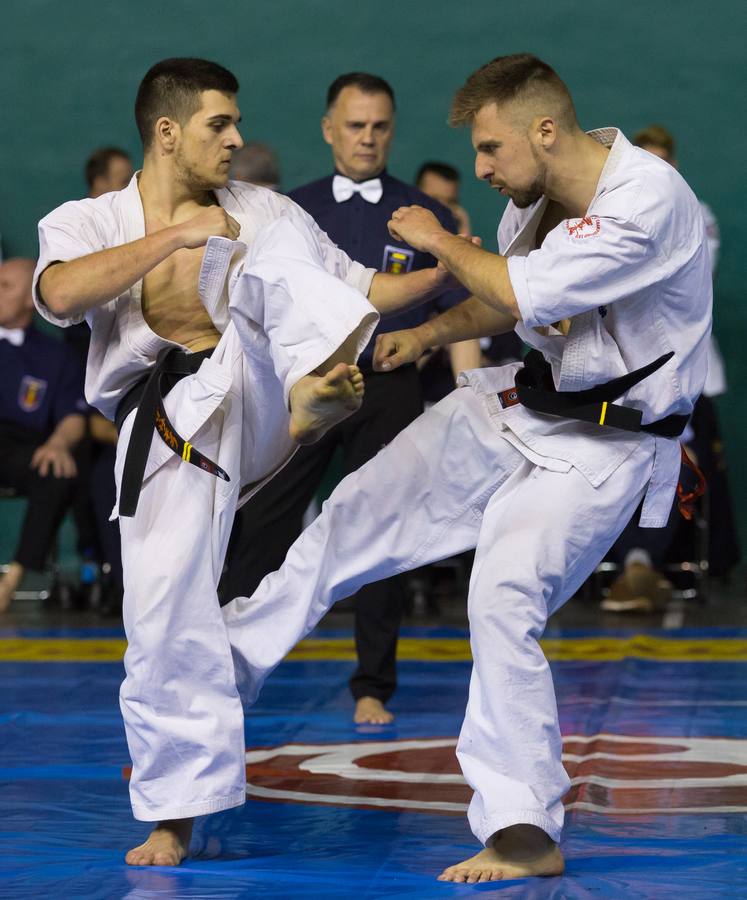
[1,629,746,898]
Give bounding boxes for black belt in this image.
[116,348,230,518]
[498,350,689,438]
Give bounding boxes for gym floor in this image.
[1,577,746,898]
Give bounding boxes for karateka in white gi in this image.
[222,54,712,883]
[32,58,462,867]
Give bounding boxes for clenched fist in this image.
[387,205,445,252]
[179,206,241,249]
[373,328,427,372]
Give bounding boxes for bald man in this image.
[0,258,87,610]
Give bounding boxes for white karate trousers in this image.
[223,383,656,844]
[115,219,377,821]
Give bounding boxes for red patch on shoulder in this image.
[566,216,601,239]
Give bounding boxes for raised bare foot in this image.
[288,363,364,445]
[354,696,394,724]
[125,818,194,867]
[0,563,24,613]
[437,825,564,883]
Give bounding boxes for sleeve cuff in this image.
[33,262,86,328]
[345,263,376,298]
[506,255,540,328]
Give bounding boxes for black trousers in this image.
[0,422,78,571]
[220,365,424,703]
[90,444,123,589]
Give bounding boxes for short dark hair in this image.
[416,161,460,187]
[135,57,239,150]
[450,53,576,130]
[326,72,395,111]
[633,124,675,159]
[84,147,131,190]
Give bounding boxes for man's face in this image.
[91,156,134,198]
[639,143,677,169]
[419,171,460,210]
[173,90,244,190]
[471,102,547,209]
[0,260,35,329]
[322,87,394,181]
[107,155,134,191]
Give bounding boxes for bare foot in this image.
[125,818,194,867]
[289,363,364,445]
[0,563,24,613]
[354,696,394,724]
[437,825,564,883]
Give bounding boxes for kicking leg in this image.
[231,219,378,447]
[288,362,364,445]
[223,387,518,704]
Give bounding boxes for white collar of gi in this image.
[121,173,146,245]
[513,127,629,218]
[498,127,630,257]
[586,127,631,198]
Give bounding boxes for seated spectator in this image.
[229,142,281,189]
[0,259,87,612]
[600,125,739,611]
[602,493,685,613]
[85,147,133,198]
[633,125,725,398]
[60,148,132,613]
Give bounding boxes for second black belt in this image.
[116,347,230,518]
[499,350,689,438]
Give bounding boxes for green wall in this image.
[1,0,745,549]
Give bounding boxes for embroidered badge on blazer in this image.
[382,244,414,274]
[18,376,47,412]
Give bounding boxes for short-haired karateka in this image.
[221,53,712,883]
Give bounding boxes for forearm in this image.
[46,414,86,450]
[39,226,184,318]
[447,339,482,380]
[89,413,118,445]
[368,267,445,316]
[429,231,520,319]
[416,296,516,350]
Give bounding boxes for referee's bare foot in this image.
[437,825,564,883]
[289,363,364,445]
[354,696,394,724]
[125,818,194,867]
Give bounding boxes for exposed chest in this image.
[141,246,205,312]
[140,244,221,351]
